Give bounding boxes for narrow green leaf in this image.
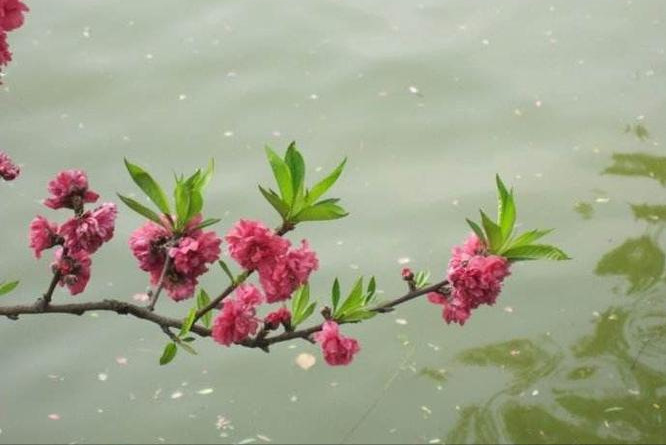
[196,159,215,192]
[285,142,306,203]
[159,342,177,365]
[179,308,197,337]
[195,218,222,230]
[336,277,364,318]
[187,189,204,222]
[117,194,164,226]
[496,176,516,239]
[124,159,171,215]
[503,244,571,261]
[332,278,341,312]
[295,302,317,326]
[0,280,19,296]
[196,289,213,329]
[293,202,348,222]
[341,309,377,322]
[174,181,190,228]
[218,260,235,284]
[258,185,290,219]
[265,146,293,204]
[176,340,198,355]
[480,210,503,252]
[307,158,347,205]
[504,229,554,251]
[466,218,487,245]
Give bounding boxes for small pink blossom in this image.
[0,0,29,32]
[60,203,117,254]
[259,240,319,303]
[129,220,170,275]
[225,219,289,270]
[29,216,60,259]
[212,284,263,346]
[449,234,486,270]
[265,306,291,330]
[314,321,360,366]
[0,31,10,68]
[0,150,19,180]
[53,248,91,295]
[429,294,471,326]
[169,231,222,277]
[401,267,414,280]
[44,170,100,210]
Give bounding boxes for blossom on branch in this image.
[212,284,264,346]
[313,321,360,366]
[0,151,19,181]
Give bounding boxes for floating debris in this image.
[48,414,61,421]
[595,197,610,204]
[257,434,272,442]
[289,394,298,403]
[421,405,432,418]
[295,353,316,371]
[397,257,411,265]
[216,415,233,432]
[97,373,108,382]
[503,306,514,314]
[604,406,624,413]
[223,131,234,137]
[171,391,184,400]
[395,318,408,325]
[197,388,214,395]
[408,86,423,97]
[178,94,188,101]
[115,357,128,366]
[532,389,540,396]
[309,94,319,100]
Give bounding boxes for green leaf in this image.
[414,270,431,289]
[466,218,487,246]
[176,340,198,355]
[496,175,516,239]
[505,229,554,251]
[265,146,293,205]
[332,278,341,312]
[187,190,204,222]
[159,342,178,365]
[307,158,347,205]
[117,194,164,225]
[196,159,215,192]
[291,284,313,326]
[174,180,190,227]
[196,289,213,329]
[179,308,197,337]
[258,185,290,219]
[365,276,377,304]
[285,142,306,204]
[294,302,317,327]
[195,218,222,230]
[480,210,503,252]
[293,201,348,222]
[218,260,235,285]
[341,309,377,322]
[124,159,171,215]
[336,277,364,319]
[502,244,571,261]
[0,280,19,297]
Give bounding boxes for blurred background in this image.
[1,0,665,443]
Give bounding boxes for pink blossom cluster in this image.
[429,234,511,325]
[226,219,318,303]
[129,215,222,301]
[0,0,28,75]
[29,170,117,295]
[212,284,263,346]
[0,151,19,181]
[314,321,361,366]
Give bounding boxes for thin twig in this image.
[39,271,61,309]
[148,256,172,312]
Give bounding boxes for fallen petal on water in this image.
[295,353,316,371]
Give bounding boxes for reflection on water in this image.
[445,151,666,444]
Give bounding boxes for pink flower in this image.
[29,216,60,259]
[429,293,471,326]
[314,321,360,366]
[265,306,291,330]
[0,150,19,180]
[0,31,11,68]
[44,170,100,210]
[60,203,117,254]
[0,0,29,32]
[225,219,290,270]
[449,234,486,270]
[52,248,91,295]
[169,231,222,277]
[212,284,263,346]
[258,240,319,303]
[129,220,171,275]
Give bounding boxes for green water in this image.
[1,0,666,443]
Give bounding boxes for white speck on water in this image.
[145,53,154,60]
[455,405,461,411]
[378,91,388,97]
[90,312,99,318]
[315,166,323,173]
[395,318,408,325]
[238,439,256,445]
[153,388,162,400]
[97,408,104,414]
[408,85,420,95]
[197,388,214,395]
[592,311,601,318]
[48,414,61,421]
[397,257,411,265]
[257,434,272,442]
[427,343,440,351]
[482,38,490,45]
[171,391,184,400]
[421,406,432,417]
[216,416,233,431]
[78,122,85,129]
[349,263,360,270]
[82,27,91,38]
[295,353,316,370]
[98,373,108,382]
[532,389,540,396]
[628,389,640,396]
[504,306,514,313]
[510,350,521,356]
[452,199,460,206]
[595,197,610,203]
[290,394,298,403]
[604,406,624,413]
[178,94,188,101]
[272,130,282,137]
[429,439,441,444]
[514,108,523,116]
[336,240,344,246]
[227,71,237,78]
[115,357,128,366]
[309,93,319,100]
[223,131,234,137]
